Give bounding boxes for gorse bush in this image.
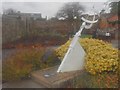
[55,38,119,75]
[55,40,71,60]
[80,38,118,75]
[3,48,59,81]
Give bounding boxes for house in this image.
[98,14,119,40]
[31,13,42,20]
[107,15,118,28]
[107,15,119,40]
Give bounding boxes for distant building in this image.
[20,13,31,21]
[99,14,119,29]
[20,13,41,20]
[98,13,119,40]
[3,11,46,21]
[31,13,42,20]
[107,15,119,40]
[107,15,118,28]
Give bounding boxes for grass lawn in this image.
[80,34,92,38]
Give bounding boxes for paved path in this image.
[2,79,44,88]
[111,40,119,49]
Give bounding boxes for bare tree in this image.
[56,2,85,37]
[56,2,84,20]
[3,8,17,15]
[109,2,119,15]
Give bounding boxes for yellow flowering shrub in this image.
[55,39,72,60]
[55,38,119,74]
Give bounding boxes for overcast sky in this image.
[1,0,116,18]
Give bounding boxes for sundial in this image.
[31,9,99,88]
[57,14,98,73]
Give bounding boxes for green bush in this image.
[3,48,59,81]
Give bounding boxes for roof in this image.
[108,15,118,22]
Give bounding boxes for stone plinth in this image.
[31,66,83,88]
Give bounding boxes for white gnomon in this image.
[57,13,98,73]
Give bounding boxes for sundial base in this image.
[31,66,83,88]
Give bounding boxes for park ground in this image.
[2,38,119,88]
